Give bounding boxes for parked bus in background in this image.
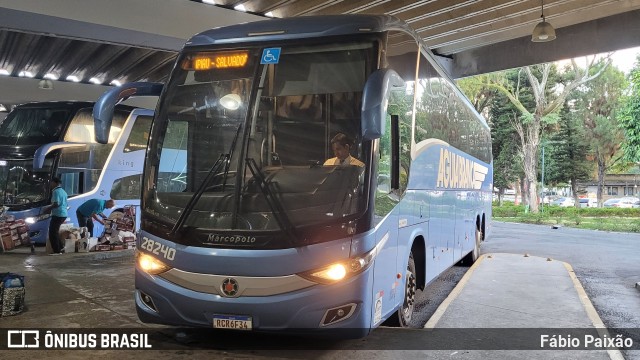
[94,15,492,337]
[0,102,153,244]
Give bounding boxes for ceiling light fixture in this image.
[89,77,103,85]
[38,79,54,90]
[202,0,215,4]
[110,80,122,87]
[18,71,34,78]
[66,75,80,82]
[531,0,556,42]
[44,73,59,80]
[265,11,274,17]
[0,104,7,112]
[0,69,9,76]
[234,4,246,12]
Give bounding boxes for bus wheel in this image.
[472,227,481,262]
[458,228,481,266]
[398,253,417,327]
[382,253,417,328]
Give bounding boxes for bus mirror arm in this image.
[361,69,405,141]
[33,142,88,170]
[93,82,163,144]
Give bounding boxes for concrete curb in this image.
[562,261,626,360]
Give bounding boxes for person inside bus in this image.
[76,198,116,237]
[44,176,68,255]
[323,133,364,167]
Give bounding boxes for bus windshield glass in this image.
[0,107,70,145]
[144,40,376,246]
[0,159,51,209]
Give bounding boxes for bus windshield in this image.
[0,107,70,145]
[144,40,376,246]
[0,159,52,209]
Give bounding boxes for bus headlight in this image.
[136,252,171,275]
[299,248,376,284]
[25,214,51,224]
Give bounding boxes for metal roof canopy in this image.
[0,0,639,109]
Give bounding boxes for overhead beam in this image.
[450,9,640,78]
[0,76,158,110]
[0,0,263,51]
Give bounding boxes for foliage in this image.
[542,102,592,188]
[488,89,522,194]
[478,60,609,212]
[493,204,640,217]
[620,55,640,162]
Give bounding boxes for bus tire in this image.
[386,252,417,327]
[459,227,481,266]
[472,227,481,262]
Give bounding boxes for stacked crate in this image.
[0,217,31,252]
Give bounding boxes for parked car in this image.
[550,197,574,207]
[603,197,640,208]
[603,198,620,207]
[578,198,597,208]
[540,191,559,204]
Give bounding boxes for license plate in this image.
[212,314,252,330]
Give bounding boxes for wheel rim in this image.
[401,269,416,324]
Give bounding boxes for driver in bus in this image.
[323,133,364,167]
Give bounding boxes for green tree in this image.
[544,100,592,205]
[620,55,640,163]
[478,59,609,212]
[487,85,521,205]
[576,64,627,206]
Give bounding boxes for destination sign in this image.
[183,51,250,70]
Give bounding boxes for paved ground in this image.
[0,221,638,359]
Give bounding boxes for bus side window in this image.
[381,30,417,199]
[110,174,142,200]
[124,115,153,153]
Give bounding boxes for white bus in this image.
[0,102,153,244]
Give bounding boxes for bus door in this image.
[371,117,403,325]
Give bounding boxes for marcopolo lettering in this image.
[207,234,257,244]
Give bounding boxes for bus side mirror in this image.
[93,82,163,144]
[33,142,88,170]
[361,69,405,141]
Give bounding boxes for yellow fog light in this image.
[137,252,171,275]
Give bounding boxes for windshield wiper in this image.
[169,125,244,237]
[169,153,226,237]
[246,158,297,246]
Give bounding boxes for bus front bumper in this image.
[134,267,374,337]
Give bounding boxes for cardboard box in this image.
[1,235,14,251]
[77,237,99,253]
[63,238,76,253]
[19,233,30,246]
[95,244,111,251]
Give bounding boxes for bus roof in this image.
[186,15,414,47]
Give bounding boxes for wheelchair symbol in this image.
[263,51,276,62]
[261,48,281,64]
